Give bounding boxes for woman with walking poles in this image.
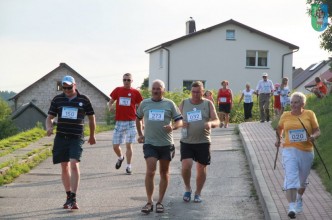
[274,92,321,219]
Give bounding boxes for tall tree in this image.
[0,97,18,139]
[307,1,332,52]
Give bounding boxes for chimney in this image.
[186,17,196,35]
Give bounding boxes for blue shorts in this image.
[52,135,84,164]
[143,144,175,161]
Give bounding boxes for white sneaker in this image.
[288,202,296,219]
[126,167,132,175]
[296,198,303,213]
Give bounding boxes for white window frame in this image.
[226,30,235,40]
[246,50,269,68]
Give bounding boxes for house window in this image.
[159,50,163,68]
[183,80,206,91]
[246,50,268,67]
[57,81,62,91]
[226,30,235,40]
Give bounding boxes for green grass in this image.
[0,124,113,186]
[0,127,46,157]
[306,94,332,193]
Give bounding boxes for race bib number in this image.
[119,97,131,106]
[219,97,227,103]
[61,107,78,119]
[148,109,165,121]
[289,129,307,142]
[187,110,202,122]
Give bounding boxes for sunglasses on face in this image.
[62,86,73,90]
[123,79,131,82]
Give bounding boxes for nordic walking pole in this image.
[298,117,331,179]
[274,130,281,170]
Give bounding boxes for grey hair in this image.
[152,79,165,89]
[291,92,306,105]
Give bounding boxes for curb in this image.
[239,123,281,220]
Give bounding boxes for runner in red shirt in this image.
[217,80,233,128]
[109,73,143,174]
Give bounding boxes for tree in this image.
[140,77,149,90]
[307,1,332,52]
[0,91,16,102]
[0,97,18,139]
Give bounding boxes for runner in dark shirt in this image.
[46,75,96,210]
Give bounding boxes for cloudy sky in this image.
[0,0,330,95]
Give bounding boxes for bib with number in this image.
[148,109,165,121]
[119,97,131,106]
[288,129,307,142]
[187,110,202,122]
[62,107,78,120]
[219,97,227,103]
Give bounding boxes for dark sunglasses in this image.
[62,86,73,90]
[123,79,131,82]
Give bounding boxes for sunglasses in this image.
[123,79,131,82]
[62,86,73,90]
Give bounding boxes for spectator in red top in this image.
[273,83,281,117]
[312,76,328,98]
[108,73,143,174]
[217,80,233,128]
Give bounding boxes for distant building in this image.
[145,19,299,94]
[292,59,331,94]
[11,102,47,131]
[9,63,110,124]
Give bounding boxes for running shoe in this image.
[115,157,124,169]
[296,198,303,213]
[126,167,132,175]
[288,202,296,219]
[69,198,79,210]
[63,196,71,209]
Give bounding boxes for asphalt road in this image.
[0,125,264,220]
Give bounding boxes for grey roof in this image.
[145,19,299,53]
[9,63,110,102]
[11,102,47,119]
[292,60,330,89]
[292,67,304,79]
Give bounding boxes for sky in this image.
[0,0,330,96]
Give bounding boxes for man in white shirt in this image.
[256,72,274,122]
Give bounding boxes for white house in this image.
[145,19,299,95]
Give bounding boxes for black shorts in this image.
[180,141,211,165]
[52,135,84,164]
[219,103,231,113]
[143,144,175,161]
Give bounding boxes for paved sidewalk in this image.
[239,122,332,220]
